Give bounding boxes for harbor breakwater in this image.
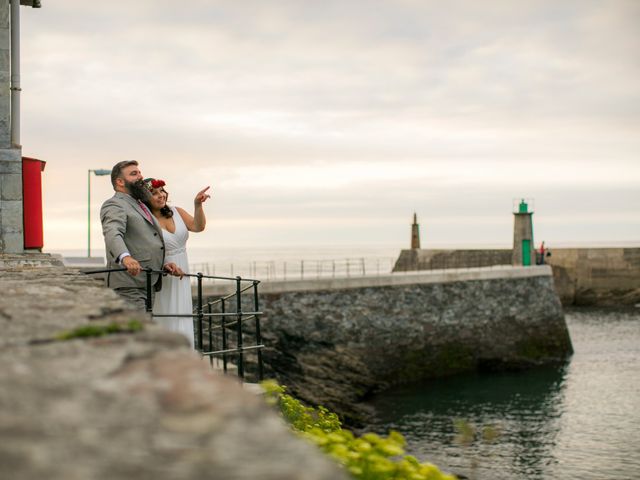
[393,247,640,306]
[205,266,573,423]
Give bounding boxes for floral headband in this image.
[143,178,166,191]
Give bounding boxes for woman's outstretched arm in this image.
[178,186,210,232]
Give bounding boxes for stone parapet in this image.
[0,266,347,480]
[393,248,512,272]
[0,252,64,269]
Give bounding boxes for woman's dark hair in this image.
[143,178,173,218]
[158,190,173,218]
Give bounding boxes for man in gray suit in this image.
[101,160,183,310]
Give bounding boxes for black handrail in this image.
[235,277,244,379]
[205,282,256,306]
[84,267,260,283]
[83,267,264,382]
[196,272,203,350]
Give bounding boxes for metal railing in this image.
[189,256,397,282]
[84,267,264,382]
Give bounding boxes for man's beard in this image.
[125,179,150,202]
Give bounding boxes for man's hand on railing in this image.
[121,256,142,276]
[163,262,185,279]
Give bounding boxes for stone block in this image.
[0,111,8,132]
[0,118,9,147]
[0,199,22,231]
[1,231,23,253]
[0,87,6,109]
[0,53,7,105]
[0,160,20,173]
[0,147,20,160]
[0,31,8,55]
[0,147,21,163]
[0,172,22,200]
[0,5,8,28]
[0,49,8,71]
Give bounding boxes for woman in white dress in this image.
[144,178,211,348]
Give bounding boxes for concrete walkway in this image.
[198,264,553,297]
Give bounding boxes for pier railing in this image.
[83,268,264,383]
[189,256,397,282]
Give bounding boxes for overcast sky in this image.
[20,0,640,252]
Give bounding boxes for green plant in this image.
[56,320,144,340]
[262,380,456,480]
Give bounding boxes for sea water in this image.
[366,308,640,480]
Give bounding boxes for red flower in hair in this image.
[151,179,166,189]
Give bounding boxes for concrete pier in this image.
[392,247,640,305]
[199,265,573,423]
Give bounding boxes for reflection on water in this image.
[366,308,640,480]
[368,366,568,479]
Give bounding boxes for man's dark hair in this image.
[110,160,139,189]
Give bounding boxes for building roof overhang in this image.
[19,0,42,8]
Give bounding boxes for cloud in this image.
[16,0,640,249]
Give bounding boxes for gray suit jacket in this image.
[100,192,166,291]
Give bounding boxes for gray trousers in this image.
[114,287,154,311]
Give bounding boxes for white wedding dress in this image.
[152,206,195,348]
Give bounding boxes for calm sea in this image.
[366,308,640,480]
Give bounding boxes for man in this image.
[101,160,183,310]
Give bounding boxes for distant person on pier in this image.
[144,178,211,348]
[538,241,550,265]
[100,161,184,310]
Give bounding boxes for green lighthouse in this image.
[513,199,535,266]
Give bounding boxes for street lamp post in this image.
[88,169,111,257]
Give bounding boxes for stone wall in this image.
[0,262,347,480]
[0,1,23,253]
[246,266,572,423]
[0,147,24,253]
[546,247,640,305]
[0,0,10,148]
[393,248,512,272]
[392,247,640,306]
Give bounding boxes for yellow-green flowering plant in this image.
[262,380,456,480]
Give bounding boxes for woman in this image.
[144,178,211,348]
